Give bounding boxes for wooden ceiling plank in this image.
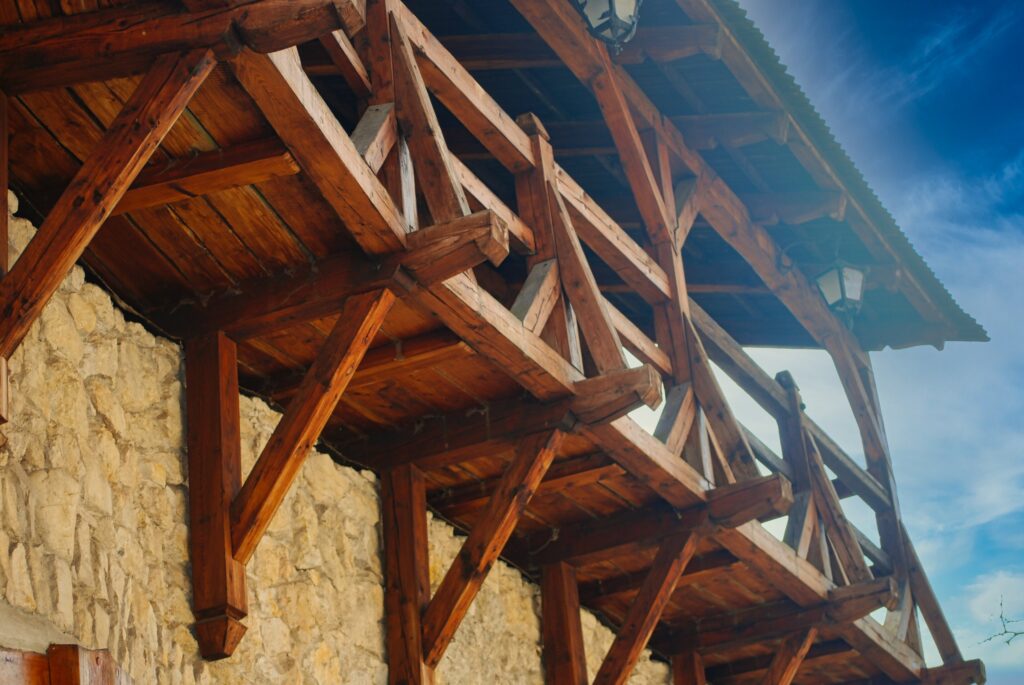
[594,531,702,685]
[230,289,395,564]
[578,549,739,603]
[0,48,216,361]
[703,640,851,683]
[421,429,565,667]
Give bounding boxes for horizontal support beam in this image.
[529,475,792,566]
[577,550,739,603]
[429,452,624,519]
[0,1,359,93]
[703,639,852,684]
[429,26,721,70]
[153,209,508,339]
[448,112,789,158]
[343,364,662,470]
[660,576,898,655]
[115,138,300,214]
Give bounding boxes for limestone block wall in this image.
[0,192,670,684]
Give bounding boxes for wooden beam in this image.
[431,452,623,519]
[0,91,8,425]
[184,332,248,660]
[578,550,739,603]
[351,103,399,175]
[421,430,565,667]
[446,111,790,158]
[230,46,406,255]
[155,210,508,339]
[531,475,792,566]
[393,3,535,173]
[45,644,129,684]
[672,651,706,685]
[430,26,720,70]
[758,629,818,685]
[390,13,470,223]
[0,49,215,361]
[690,301,892,512]
[454,155,535,253]
[511,259,561,334]
[920,659,986,685]
[345,364,661,470]
[549,182,627,372]
[740,191,847,226]
[662,576,897,654]
[115,138,299,214]
[382,464,434,685]
[704,640,851,683]
[319,29,372,100]
[654,383,697,457]
[542,562,588,685]
[594,532,701,685]
[0,1,363,93]
[230,290,395,564]
[606,300,673,376]
[905,532,963,664]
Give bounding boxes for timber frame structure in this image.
[0,0,987,683]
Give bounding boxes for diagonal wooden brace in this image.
[420,429,566,668]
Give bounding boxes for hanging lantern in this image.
[571,0,644,49]
[815,260,865,328]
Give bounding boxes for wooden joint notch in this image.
[705,474,793,529]
[345,363,662,471]
[659,576,898,656]
[400,209,510,285]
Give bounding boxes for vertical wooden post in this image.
[541,562,587,685]
[0,90,9,424]
[382,464,434,685]
[671,651,706,685]
[185,332,248,660]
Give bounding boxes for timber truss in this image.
[0,0,984,683]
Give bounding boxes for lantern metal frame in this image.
[570,0,645,49]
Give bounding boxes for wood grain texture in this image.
[541,562,588,685]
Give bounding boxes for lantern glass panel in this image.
[841,265,864,303]
[816,268,842,306]
[576,0,642,45]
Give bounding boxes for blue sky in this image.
[731,1,1024,681]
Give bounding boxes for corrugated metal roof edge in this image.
[708,0,989,346]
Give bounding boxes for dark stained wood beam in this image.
[0,49,215,361]
[230,291,395,564]
[578,550,738,603]
[542,562,588,685]
[230,46,406,255]
[530,475,792,566]
[382,464,434,685]
[430,452,623,519]
[391,13,470,223]
[115,138,300,215]
[421,430,565,668]
[660,576,897,655]
[154,209,508,339]
[594,532,701,685]
[759,628,818,685]
[415,26,720,71]
[0,2,358,94]
[672,651,706,685]
[444,112,790,158]
[0,91,8,424]
[45,644,130,684]
[704,639,851,683]
[185,332,248,660]
[344,363,661,470]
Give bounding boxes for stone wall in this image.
[0,192,670,684]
